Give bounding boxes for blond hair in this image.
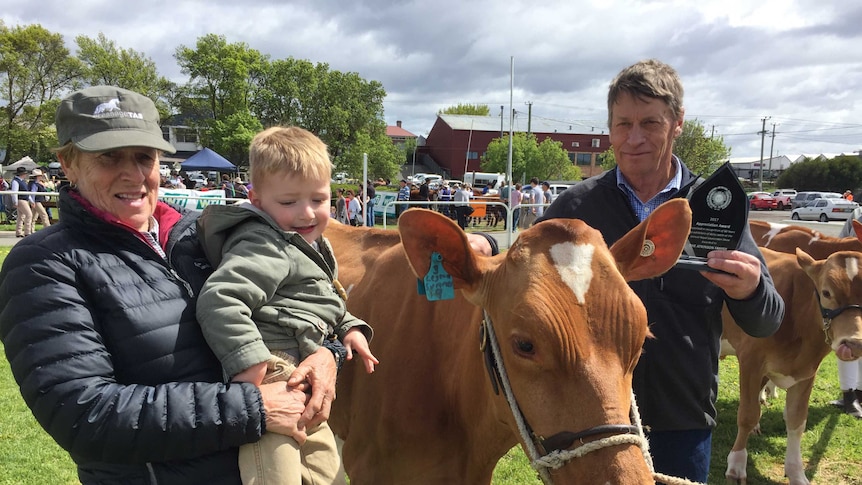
[248,126,331,185]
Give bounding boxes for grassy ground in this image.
[1,241,860,484]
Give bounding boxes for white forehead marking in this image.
[845,257,859,281]
[550,242,595,305]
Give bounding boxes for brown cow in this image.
[722,247,862,485]
[749,219,862,259]
[326,201,693,484]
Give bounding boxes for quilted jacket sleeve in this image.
[0,242,265,464]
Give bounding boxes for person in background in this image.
[196,126,377,484]
[347,189,362,226]
[529,177,546,219]
[832,215,862,417]
[438,181,453,218]
[0,85,342,485]
[510,182,522,230]
[29,168,51,231]
[844,190,854,201]
[234,177,249,198]
[365,180,376,227]
[0,174,9,223]
[395,179,410,219]
[453,182,472,229]
[533,59,784,482]
[10,166,32,237]
[335,188,349,224]
[542,181,552,204]
[42,173,57,221]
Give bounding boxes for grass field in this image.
[1,241,861,484]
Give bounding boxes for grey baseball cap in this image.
[56,85,176,154]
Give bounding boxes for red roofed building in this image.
[386,121,417,147]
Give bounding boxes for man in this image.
[395,179,410,219]
[498,180,510,229]
[529,177,545,219]
[536,59,784,482]
[10,166,32,237]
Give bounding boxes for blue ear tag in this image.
[417,278,426,295]
[423,252,455,301]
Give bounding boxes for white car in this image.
[791,197,859,222]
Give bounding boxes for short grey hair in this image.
[607,59,684,128]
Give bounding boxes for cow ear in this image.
[398,209,482,289]
[610,199,692,281]
[796,247,817,272]
[853,219,862,241]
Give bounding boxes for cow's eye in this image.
[822,290,832,299]
[514,339,535,356]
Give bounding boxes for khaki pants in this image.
[239,355,347,485]
[16,200,32,236]
[31,202,50,232]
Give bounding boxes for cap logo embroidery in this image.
[93,98,143,120]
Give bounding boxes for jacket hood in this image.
[197,202,290,267]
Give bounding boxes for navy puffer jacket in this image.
[0,186,264,484]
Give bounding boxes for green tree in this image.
[597,120,731,177]
[777,155,862,192]
[438,103,490,116]
[204,110,263,169]
[76,33,173,116]
[480,132,579,181]
[0,22,82,163]
[174,34,267,120]
[334,130,401,182]
[672,120,731,176]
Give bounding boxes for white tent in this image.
[2,156,39,174]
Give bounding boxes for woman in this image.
[0,86,342,485]
[28,168,51,231]
[335,187,349,224]
[346,189,362,226]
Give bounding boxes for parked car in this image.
[791,197,859,222]
[548,183,572,202]
[791,191,843,210]
[748,192,777,211]
[771,189,797,210]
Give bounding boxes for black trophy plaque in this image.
[674,162,747,273]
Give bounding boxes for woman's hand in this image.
[259,381,310,444]
[287,347,338,429]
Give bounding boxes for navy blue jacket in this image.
[539,164,784,430]
[0,187,264,484]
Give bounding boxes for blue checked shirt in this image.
[616,156,683,222]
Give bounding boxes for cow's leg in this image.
[725,359,764,484]
[783,378,814,485]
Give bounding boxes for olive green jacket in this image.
[196,202,372,377]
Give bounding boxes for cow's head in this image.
[798,249,862,361]
[398,199,691,483]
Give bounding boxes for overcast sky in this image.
[4,0,861,159]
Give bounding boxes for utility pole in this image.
[767,123,777,184]
[500,105,504,139]
[525,101,533,134]
[758,116,770,192]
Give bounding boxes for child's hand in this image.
[342,328,380,373]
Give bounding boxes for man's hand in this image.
[466,233,494,256]
[701,249,761,300]
[286,347,338,429]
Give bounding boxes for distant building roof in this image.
[387,125,416,137]
[438,114,604,135]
